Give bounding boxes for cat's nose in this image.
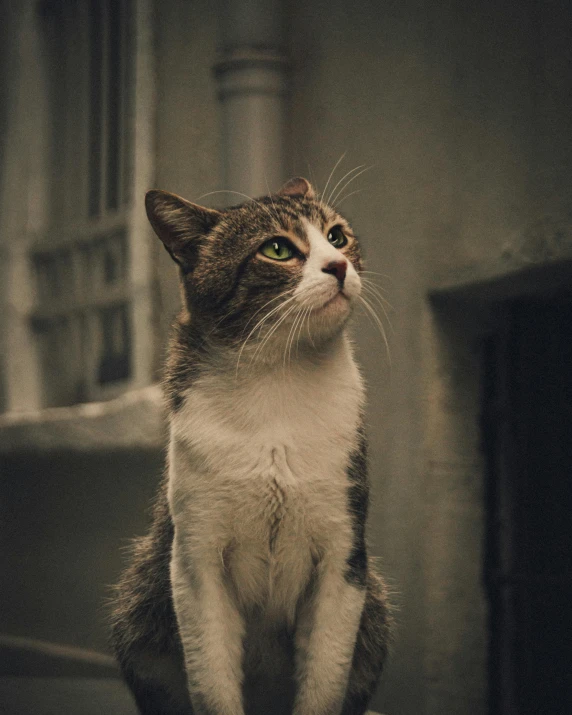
[322,259,347,285]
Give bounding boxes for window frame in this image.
[1,0,156,412]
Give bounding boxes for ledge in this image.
[0,385,166,455]
[0,634,120,678]
[430,256,572,302]
[430,214,572,301]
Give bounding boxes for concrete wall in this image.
[0,450,164,654]
[1,0,571,712]
[152,0,222,341]
[283,0,571,713]
[143,0,572,712]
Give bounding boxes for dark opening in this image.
[481,298,572,715]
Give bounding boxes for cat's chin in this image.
[305,292,353,343]
[314,291,351,317]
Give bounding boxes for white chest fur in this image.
[168,335,364,623]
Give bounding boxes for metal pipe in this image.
[215,0,287,199]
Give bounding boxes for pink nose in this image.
[322,260,347,285]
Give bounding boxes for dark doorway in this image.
[481,298,572,715]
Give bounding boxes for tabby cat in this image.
[110,177,391,715]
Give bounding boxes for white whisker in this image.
[321,152,346,203]
[360,284,393,330]
[359,270,393,281]
[325,164,365,206]
[251,301,300,367]
[235,292,299,376]
[284,307,305,370]
[360,279,393,310]
[335,188,367,207]
[330,166,372,207]
[357,295,391,366]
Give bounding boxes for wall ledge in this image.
[430,256,572,302]
[0,385,166,455]
[431,214,572,301]
[0,634,119,678]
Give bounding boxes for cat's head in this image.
[146,177,363,363]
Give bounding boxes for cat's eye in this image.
[327,226,348,248]
[259,238,296,261]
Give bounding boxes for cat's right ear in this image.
[145,190,222,272]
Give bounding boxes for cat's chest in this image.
[171,356,363,483]
[169,359,363,619]
[170,355,362,539]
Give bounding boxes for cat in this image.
[110,177,391,715]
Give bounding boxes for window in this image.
[0,0,155,412]
[30,0,133,407]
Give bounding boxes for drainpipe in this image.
[214,0,287,199]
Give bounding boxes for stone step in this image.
[0,676,138,715]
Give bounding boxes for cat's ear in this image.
[145,190,222,271]
[277,177,315,199]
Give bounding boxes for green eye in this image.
[259,238,295,261]
[327,226,348,248]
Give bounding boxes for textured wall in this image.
[152,0,222,342]
[283,0,571,713]
[148,0,572,712]
[0,450,164,653]
[2,0,567,712]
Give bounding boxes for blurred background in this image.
[1,0,571,713]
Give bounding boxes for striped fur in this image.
[110,179,391,715]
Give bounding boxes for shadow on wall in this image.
[0,449,164,653]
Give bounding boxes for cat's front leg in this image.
[294,557,367,715]
[170,535,245,715]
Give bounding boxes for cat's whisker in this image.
[360,285,394,332]
[362,286,393,320]
[239,296,295,349]
[334,188,364,207]
[360,280,391,304]
[253,286,318,370]
[357,295,391,366]
[360,279,394,311]
[325,164,365,207]
[213,291,294,337]
[305,306,316,348]
[330,166,373,207]
[239,289,296,335]
[263,175,284,225]
[295,307,309,359]
[293,306,310,364]
[360,290,393,327]
[320,152,346,203]
[359,286,392,325]
[306,161,319,197]
[283,306,305,370]
[255,304,299,367]
[359,269,393,282]
[236,293,300,376]
[250,300,301,368]
[297,306,313,359]
[287,307,307,368]
[360,276,391,295]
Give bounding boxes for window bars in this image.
[31,0,133,406]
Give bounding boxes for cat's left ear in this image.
[277,177,315,199]
[145,190,222,271]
